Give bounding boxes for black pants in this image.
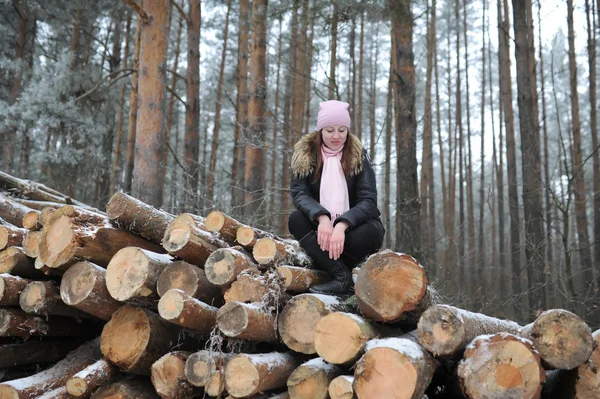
[288,210,385,268]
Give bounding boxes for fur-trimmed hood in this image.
[291,131,365,179]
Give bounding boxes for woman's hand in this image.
[317,215,333,251]
[328,222,349,260]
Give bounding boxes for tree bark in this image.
[157,260,223,306]
[162,220,228,266]
[205,211,243,244]
[0,194,33,228]
[275,265,330,293]
[185,350,236,388]
[392,0,421,258]
[0,223,26,251]
[0,246,43,279]
[217,301,277,342]
[90,376,159,399]
[0,339,84,369]
[123,13,142,194]
[131,0,169,207]
[0,273,31,306]
[328,3,338,99]
[357,12,364,140]
[20,280,89,318]
[252,237,312,266]
[151,351,200,399]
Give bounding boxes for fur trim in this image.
[291,131,365,178]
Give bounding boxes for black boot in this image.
[298,231,353,295]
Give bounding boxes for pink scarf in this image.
[320,145,350,225]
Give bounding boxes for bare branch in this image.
[167,68,186,83]
[167,86,187,108]
[75,68,134,102]
[122,0,151,23]
[171,0,190,25]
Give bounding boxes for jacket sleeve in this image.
[334,153,380,229]
[291,173,331,224]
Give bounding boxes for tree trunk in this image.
[60,261,122,320]
[269,18,284,230]
[224,352,302,397]
[66,358,119,399]
[287,358,343,399]
[457,333,545,398]
[478,0,487,279]
[231,0,250,210]
[455,0,466,290]
[244,0,268,219]
[519,309,593,370]
[0,194,33,227]
[417,305,521,358]
[512,0,546,313]
[354,336,438,399]
[368,27,379,161]
[392,0,421,258]
[184,0,201,210]
[291,0,308,148]
[328,3,338,99]
[206,0,232,207]
[566,0,594,295]
[278,293,349,354]
[0,338,101,399]
[123,13,142,194]
[499,0,522,310]
[131,0,169,207]
[384,43,394,250]
[0,308,100,338]
[357,12,364,140]
[158,289,218,333]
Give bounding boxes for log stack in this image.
[0,171,598,399]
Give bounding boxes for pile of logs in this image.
[0,170,598,399]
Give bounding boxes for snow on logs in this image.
[66,358,119,398]
[39,207,164,269]
[162,216,228,266]
[355,250,440,324]
[157,289,218,333]
[0,221,26,250]
[286,357,343,399]
[156,260,223,306]
[354,336,439,399]
[217,301,278,342]
[224,352,302,398]
[100,304,200,375]
[106,192,175,245]
[0,337,102,399]
[105,247,173,305]
[0,194,32,227]
[150,351,201,399]
[278,293,349,354]
[518,309,593,370]
[457,333,545,399]
[417,304,522,358]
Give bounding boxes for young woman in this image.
[288,100,385,294]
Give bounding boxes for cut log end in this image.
[22,211,40,230]
[205,211,226,233]
[157,289,186,320]
[66,377,88,396]
[40,215,75,268]
[162,221,191,253]
[100,305,150,371]
[236,226,256,246]
[328,376,354,399]
[22,231,42,258]
[355,347,418,399]
[314,312,376,364]
[157,261,197,297]
[0,386,18,399]
[217,302,251,337]
[205,248,245,286]
[356,251,427,322]
[253,238,277,264]
[287,360,340,399]
[527,309,593,370]
[19,281,47,314]
[151,352,189,398]
[60,262,97,306]
[458,334,545,399]
[0,229,8,250]
[105,247,155,301]
[224,356,260,397]
[417,306,466,357]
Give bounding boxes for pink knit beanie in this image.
[316,100,351,131]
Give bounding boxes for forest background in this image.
[0,0,598,327]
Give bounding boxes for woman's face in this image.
[321,125,348,151]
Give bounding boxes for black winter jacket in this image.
[290,131,382,230]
